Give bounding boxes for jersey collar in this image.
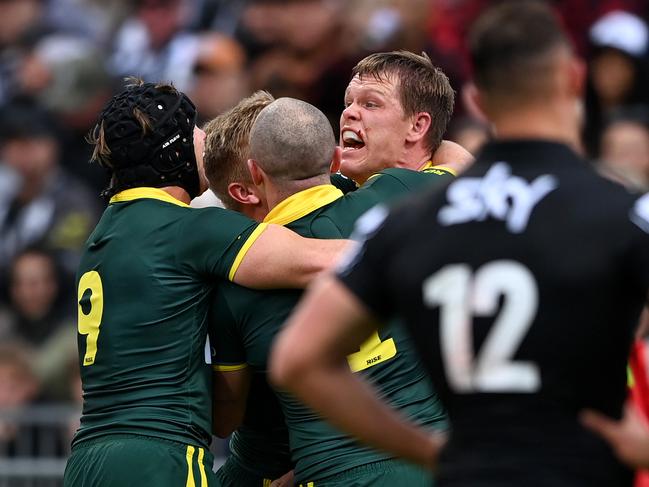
[263,184,343,226]
[364,160,457,184]
[418,160,457,176]
[109,187,190,208]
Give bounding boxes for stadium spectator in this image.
[242,0,361,130]
[15,34,114,192]
[188,32,248,126]
[583,10,649,156]
[0,342,40,447]
[0,0,48,105]
[599,105,649,189]
[0,248,76,401]
[0,101,100,281]
[108,0,198,90]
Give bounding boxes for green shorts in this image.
[63,434,217,487]
[215,456,279,487]
[297,459,433,487]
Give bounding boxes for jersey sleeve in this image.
[309,215,346,239]
[179,207,268,280]
[336,204,399,321]
[209,287,247,371]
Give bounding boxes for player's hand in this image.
[431,140,475,175]
[270,469,294,487]
[581,403,649,469]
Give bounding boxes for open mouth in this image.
[341,129,365,150]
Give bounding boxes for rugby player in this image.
[338,51,473,186]
[270,3,649,486]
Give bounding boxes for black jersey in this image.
[338,140,649,487]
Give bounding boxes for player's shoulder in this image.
[330,172,358,194]
[375,166,453,183]
[574,167,646,217]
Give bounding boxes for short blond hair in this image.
[203,91,275,209]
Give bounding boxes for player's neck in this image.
[266,175,331,211]
[160,186,191,205]
[490,101,582,151]
[394,147,432,172]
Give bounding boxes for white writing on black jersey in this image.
[438,162,558,233]
[630,192,649,234]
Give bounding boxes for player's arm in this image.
[212,367,251,438]
[431,140,474,175]
[231,224,350,289]
[581,403,649,469]
[269,275,444,469]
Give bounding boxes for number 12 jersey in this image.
[338,140,649,486]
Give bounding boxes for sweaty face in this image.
[340,74,411,184]
[193,126,209,194]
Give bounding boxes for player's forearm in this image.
[234,224,350,289]
[272,359,441,469]
[212,370,249,437]
[291,238,350,287]
[212,401,244,438]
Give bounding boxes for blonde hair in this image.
[203,91,275,209]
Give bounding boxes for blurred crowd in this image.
[2,0,649,474]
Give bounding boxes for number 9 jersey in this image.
[73,188,262,450]
[337,140,649,487]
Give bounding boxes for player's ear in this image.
[567,56,586,98]
[228,182,261,206]
[247,159,264,186]
[330,146,342,174]
[462,82,489,124]
[406,112,432,144]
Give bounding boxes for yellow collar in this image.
[109,187,190,208]
[263,184,343,226]
[418,160,457,176]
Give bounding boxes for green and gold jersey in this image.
[211,167,451,482]
[73,187,267,450]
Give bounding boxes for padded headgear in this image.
[97,82,201,198]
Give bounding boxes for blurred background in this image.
[1,0,649,485]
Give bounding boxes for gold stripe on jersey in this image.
[197,447,208,487]
[212,363,248,372]
[185,445,196,487]
[263,185,344,226]
[228,223,270,281]
[109,187,191,207]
